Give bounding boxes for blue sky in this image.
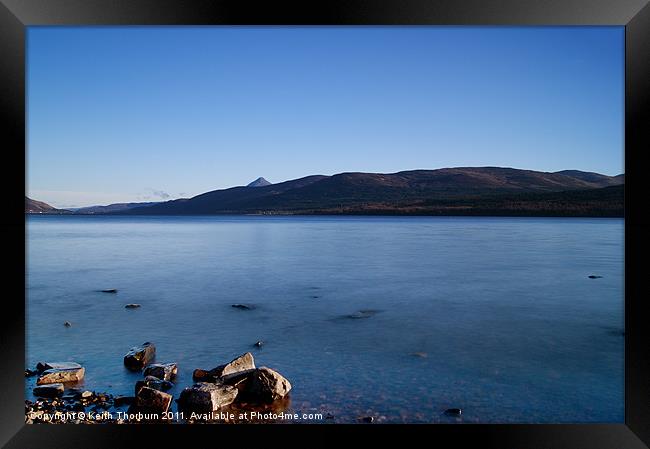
[27,26,624,208]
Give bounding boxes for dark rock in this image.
[37,366,85,385]
[347,309,381,319]
[254,341,264,348]
[70,402,85,412]
[124,304,141,309]
[239,367,292,403]
[25,369,38,377]
[62,388,83,398]
[114,396,134,407]
[101,289,118,293]
[445,408,462,416]
[64,321,72,327]
[221,369,256,391]
[360,416,374,423]
[33,383,64,398]
[178,382,238,413]
[231,303,255,310]
[124,342,156,370]
[192,368,213,382]
[135,376,173,394]
[144,363,177,381]
[588,275,603,279]
[208,352,256,378]
[132,386,172,414]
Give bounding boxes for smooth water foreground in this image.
[26,215,624,423]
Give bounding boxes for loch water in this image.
[26,215,624,423]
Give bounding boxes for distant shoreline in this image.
[26,211,624,218]
[27,168,624,218]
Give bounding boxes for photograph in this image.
[24,25,625,425]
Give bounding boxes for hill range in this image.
[26,167,625,217]
[25,197,71,214]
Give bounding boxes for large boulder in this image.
[132,386,172,414]
[124,342,156,370]
[33,383,64,398]
[37,366,85,385]
[135,376,173,395]
[178,382,238,413]
[143,363,177,381]
[242,367,292,403]
[222,367,291,403]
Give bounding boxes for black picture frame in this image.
[1,1,649,448]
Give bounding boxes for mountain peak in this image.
[247,177,272,187]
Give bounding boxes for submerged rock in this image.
[135,376,173,394]
[132,386,172,414]
[33,383,64,398]
[360,416,374,423]
[178,382,238,413]
[143,363,177,381]
[63,321,72,327]
[37,366,85,385]
[101,289,118,293]
[124,342,156,370]
[36,361,82,373]
[588,275,603,279]
[346,309,381,319]
[114,396,134,407]
[411,352,428,358]
[231,303,256,310]
[254,341,264,348]
[444,408,462,416]
[62,388,83,399]
[124,304,141,309]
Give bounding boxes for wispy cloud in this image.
[152,190,171,199]
[137,188,178,202]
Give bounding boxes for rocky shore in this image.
[25,343,293,424]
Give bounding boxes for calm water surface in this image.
[26,216,624,423]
